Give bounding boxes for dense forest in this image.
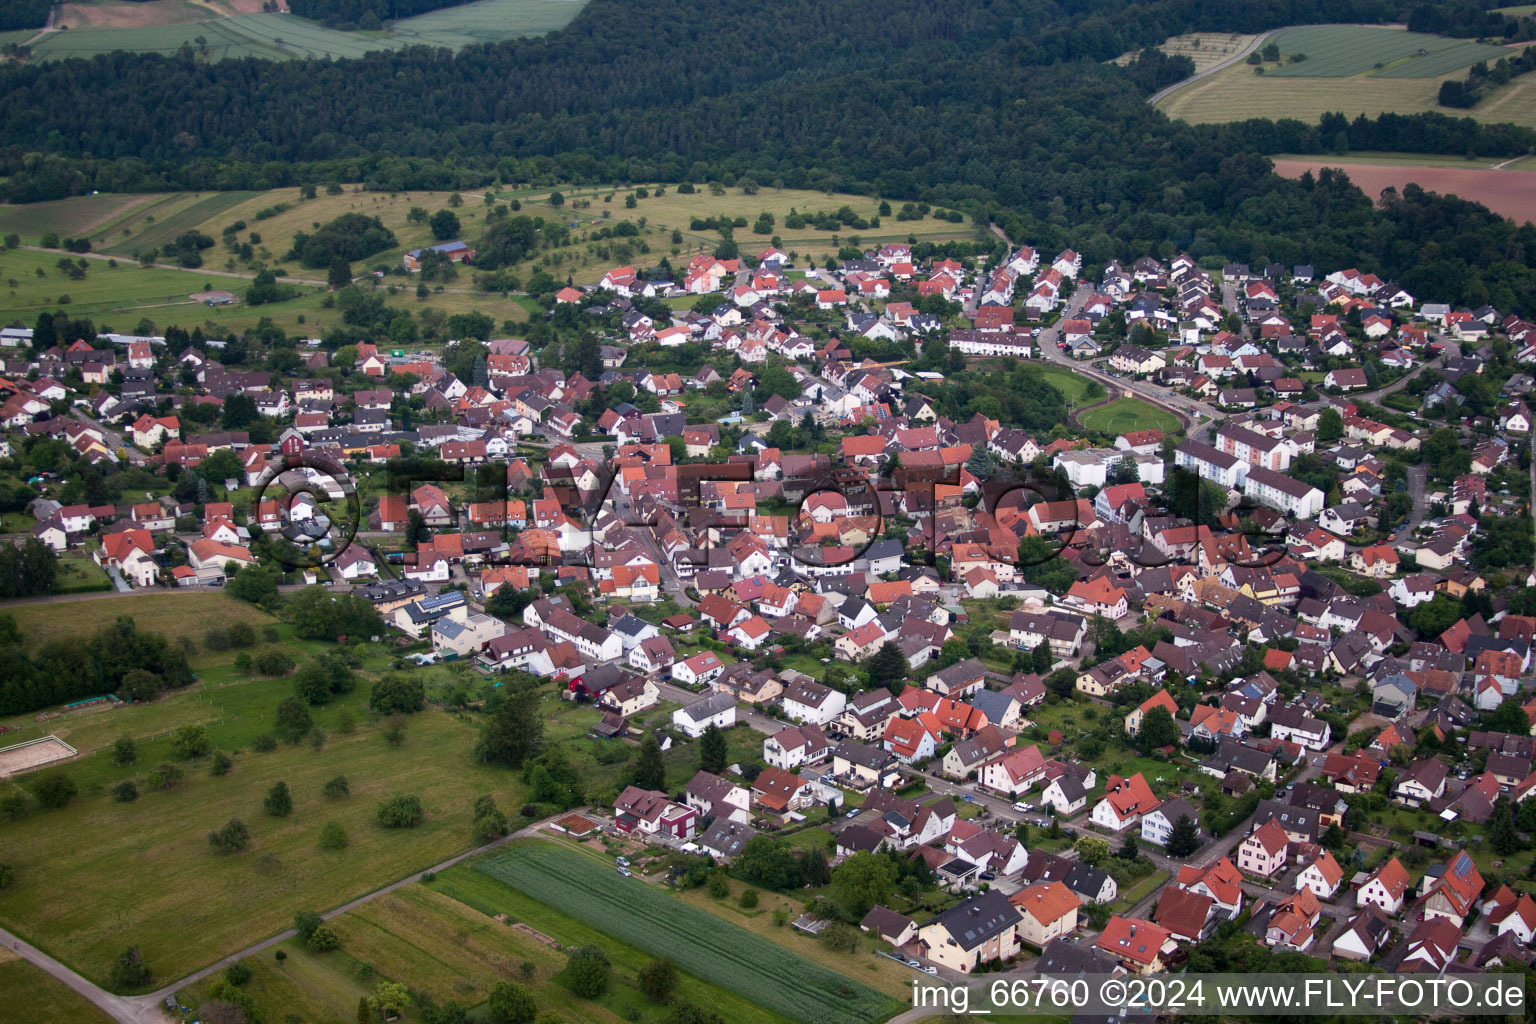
[288,0,473,29]
[1,0,1535,311]
[0,0,49,31]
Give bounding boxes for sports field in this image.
[473,842,903,1024]
[1157,24,1536,129]
[1077,397,1182,436]
[27,0,587,60]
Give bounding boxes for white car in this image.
[1012,801,1030,813]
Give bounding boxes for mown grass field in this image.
[1158,25,1536,129]
[1112,31,1258,74]
[474,841,902,1024]
[28,0,586,61]
[0,951,115,1024]
[1259,25,1510,78]
[1078,397,1182,435]
[0,639,521,988]
[181,882,664,1024]
[4,591,275,659]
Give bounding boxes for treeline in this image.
[0,0,49,31]
[1438,46,1536,108]
[1408,0,1536,41]
[288,0,470,27]
[0,615,195,717]
[3,0,1536,316]
[0,538,57,599]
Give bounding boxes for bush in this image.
[252,733,277,752]
[739,889,758,909]
[224,962,252,987]
[322,775,350,798]
[112,779,138,802]
[255,650,296,677]
[31,771,77,809]
[264,781,293,817]
[318,820,349,850]
[208,818,251,853]
[210,751,234,776]
[112,946,151,989]
[487,981,538,1023]
[172,724,212,759]
[565,945,610,998]
[382,715,408,747]
[274,696,312,743]
[376,793,424,828]
[370,675,425,714]
[147,762,184,790]
[307,923,340,952]
[109,736,137,767]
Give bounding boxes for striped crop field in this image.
[476,842,902,1024]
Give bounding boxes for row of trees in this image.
[0,614,194,717]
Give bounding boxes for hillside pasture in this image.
[1156,24,1536,129]
[4,592,276,657]
[0,692,515,988]
[28,0,586,60]
[54,0,214,30]
[1258,25,1511,78]
[1158,57,1536,130]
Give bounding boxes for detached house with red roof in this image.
[95,529,158,588]
[1236,818,1289,878]
[1418,851,1484,927]
[1064,577,1128,619]
[1090,773,1159,831]
[1357,856,1411,915]
[1096,916,1174,974]
[613,786,696,839]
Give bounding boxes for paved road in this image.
[2,811,574,1024]
[1034,289,1218,438]
[1147,31,1274,108]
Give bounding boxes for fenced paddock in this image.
[0,736,78,777]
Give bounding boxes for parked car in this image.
[1012,801,1030,813]
[616,856,630,867]
[845,808,860,819]
[617,866,632,877]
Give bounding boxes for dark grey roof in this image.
[928,890,1019,951]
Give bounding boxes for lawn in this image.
[1024,363,1099,407]
[1111,869,1171,913]
[0,951,115,1024]
[180,882,653,1024]
[52,552,114,594]
[1077,397,1182,436]
[0,681,521,988]
[472,841,902,1024]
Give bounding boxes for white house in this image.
[672,691,738,738]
